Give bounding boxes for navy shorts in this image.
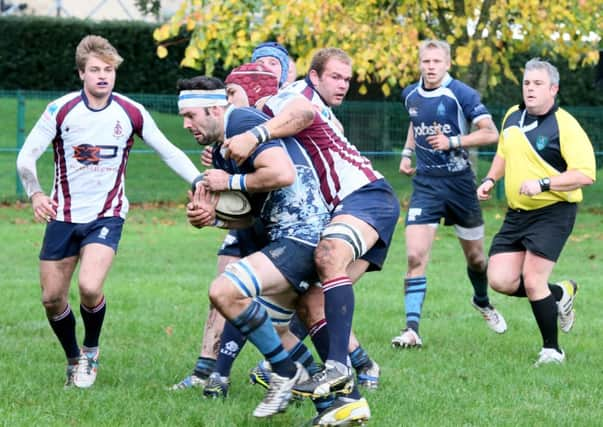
[39,217,125,261]
[260,238,318,294]
[334,179,400,271]
[489,202,577,262]
[217,221,269,258]
[406,171,483,228]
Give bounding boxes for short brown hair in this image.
[75,35,123,71]
[309,48,352,77]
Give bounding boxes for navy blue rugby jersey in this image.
[402,73,492,176]
[212,106,329,245]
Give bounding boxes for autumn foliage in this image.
[152,0,602,95]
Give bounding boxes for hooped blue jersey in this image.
[402,73,491,176]
[212,106,329,246]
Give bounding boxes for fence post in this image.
[16,90,25,198]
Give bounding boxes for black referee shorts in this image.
[489,202,578,262]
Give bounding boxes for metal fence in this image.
[1,90,602,202]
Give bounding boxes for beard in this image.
[196,129,221,146]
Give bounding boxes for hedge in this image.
[0,16,202,94]
[1,16,601,105]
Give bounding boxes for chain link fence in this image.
[1,90,601,204]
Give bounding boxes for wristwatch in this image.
[538,177,551,192]
[481,176,496,186]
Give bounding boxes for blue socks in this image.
[404,276,427,333]
[231,300,296,378]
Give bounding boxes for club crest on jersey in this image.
[408,107,419,117]
[436,102,446,117]
[536,135,549,151]
[113,120,124,138]
[320,107,331,120]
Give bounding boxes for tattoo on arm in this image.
[272,109,314,135]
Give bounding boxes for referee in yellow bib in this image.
[477,58,596,366]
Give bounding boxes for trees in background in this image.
[147,0,601,96]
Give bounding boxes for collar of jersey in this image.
[304,75,330,107]
[418,72,453,92]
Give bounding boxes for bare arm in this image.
[399,124,416,176]
[201,146,296,193]
[519,169,595,197]
[427,116,499,151]
[461,116,499,148]
[262,96,315,139]
[477,154,505,200]
[549,170,595,191]
[189,146,295,230]
[223,96,315,165]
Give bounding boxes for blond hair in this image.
[75,35,123,71]
[418,39,451,62]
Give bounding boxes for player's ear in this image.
[208,105,223,117]
[309,69,320,86]
[550,83,559,97]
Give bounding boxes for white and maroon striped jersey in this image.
[263,79,382,211]
[17,91,200,223]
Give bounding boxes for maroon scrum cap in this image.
[225,63,279,106]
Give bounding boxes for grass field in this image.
[1,204,602,427]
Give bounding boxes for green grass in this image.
[1,205,602,426]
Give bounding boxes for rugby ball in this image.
[191,174,252,221]
[215,190,253,221]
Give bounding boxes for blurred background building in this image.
[0,0,179,21]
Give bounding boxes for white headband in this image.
[178,89,228,109]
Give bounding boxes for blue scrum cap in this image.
[251,41,289,87]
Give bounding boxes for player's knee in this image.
[301,300,325,326]
[41,293,65,314]
[314,239,352,279]
[406,249,426,271]
[521,272,546,295]
[208,278,234,312]
[319,222,367,264]
[488,271,515,295]
[295,288,322,327]
[466,252,487,272]
[314,239,337,276]
[78,281,102,304]
[488,276,506,293]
